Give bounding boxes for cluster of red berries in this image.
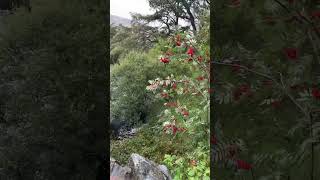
[164,102,178,107]
[211,134,252,170]
[312,87,320,99]
[233,84,252,101]
[284,48,298,60]
[163,124,187,135]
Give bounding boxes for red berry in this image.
[164,102,177,107]
[182,110,189,117]
[196,76,205,81]
[187,47,195,57]
[311,11,320,19]
[211,135,217,145]
[236,159,252,170]
[172,83,177,89]
[160,57,170,64]
[161,93,169,98]
[312,88,320,99]
[284,48,298,60]
[271,100,281,108]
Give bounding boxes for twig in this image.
[307,29,320,65]
[211,61,274,80]
[273,0,320,38]
[279,73,309,117]
[212,61,309,117]
[309,112,314,180]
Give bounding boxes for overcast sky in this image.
[110,0,154,19]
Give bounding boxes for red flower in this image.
[197,56,203,63]
[312,88,320,99]
[311,11,320,19]
[172,83,177,89]
[160,57,170,64]
[284,48,298,60]
[236,159,252,170]
[187,46,195,57]
[176,41,181,46]
[196,76,205,81]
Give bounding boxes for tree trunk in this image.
[181,1,197,35]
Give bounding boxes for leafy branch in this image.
[211,60,309,117]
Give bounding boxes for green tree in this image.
[110,23,162,64]
[132,0,210,35]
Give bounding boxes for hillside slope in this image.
[110,15,131,27]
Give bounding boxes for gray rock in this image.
[128,153,171,180]
[110,157,132,180]
[158,165,172,180]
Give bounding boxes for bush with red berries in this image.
[213,0,320,179]
[146,32,210,179]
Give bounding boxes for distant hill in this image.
[110,15,131,27]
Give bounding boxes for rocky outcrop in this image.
[117,128,141,140]
[110,158,132,180]
[110,154,172,180]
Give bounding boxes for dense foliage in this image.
[110,25,158,64]
[146,31,210,179]
[0,0,107,179]
[111,5,210,178]
[212,0,320,179]
[132,0,209,35]
[110,1,210,178]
